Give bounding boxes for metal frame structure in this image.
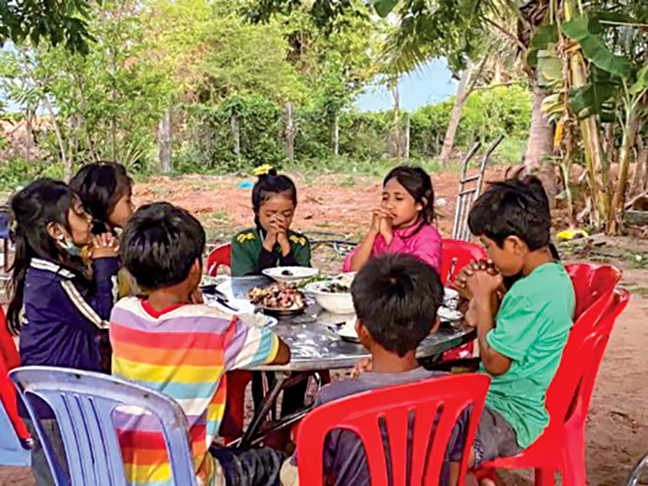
[451,135,505,241]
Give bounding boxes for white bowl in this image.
[262,267,319,284]
[305,281,355,314]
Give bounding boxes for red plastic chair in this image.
[477,287,629,485]
[0,308,31,465]
[440,240,486,361]
[566,262,622,322]
[204,243,252,443]
[297,374,491,486]
[206,243,232,277]
[440,239,487,285]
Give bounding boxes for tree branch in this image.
[485,18,527,53]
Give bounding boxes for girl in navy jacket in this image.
[7,179,119,372]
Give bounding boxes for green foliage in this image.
[199,16,303,101]
[0,0,95,54]
[563,15,632,78]
[0,157,65,189]
[176,93,286,173]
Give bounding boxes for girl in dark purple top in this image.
[7,179,119,372]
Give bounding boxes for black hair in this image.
[351,254,444,357]
[7,179,86,334]
[468,175,551,250]
[383,165,435,223]
[120,202,205,291]
[252,169,297,215]
[69,161,132,234]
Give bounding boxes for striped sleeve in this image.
[60,280,109,329]
[224,319,279,371]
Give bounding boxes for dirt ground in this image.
[1,169,647,485]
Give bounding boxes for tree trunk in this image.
[439,68,471,163]
[111,117,118,162]
[231,113,241,158]
[610,114,642,233]
[404,113,410,160]
[526,85,556,202]
[603,123,616,163]
[630,134,648,196]
[284,102,297,162]
[330,110,339,156]
[25,111,32,163]
[158,107,172,174]
[43,98,71,181]
[391,79,401,158]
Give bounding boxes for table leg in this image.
[237,371,288,449]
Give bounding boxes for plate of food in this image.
[262,266,319,284]
[248,282,307,317]
[337,317,360,343]
[305,273,356,315]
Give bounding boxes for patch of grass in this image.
[625,253,648,269]
[630,286,648,298]
[153,185,171,197]
[211,211,228,222]
[492,138,526,166]
[285,156,461,179]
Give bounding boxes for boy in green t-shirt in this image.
[457,176,575,477]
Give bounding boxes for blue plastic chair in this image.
[10,366,197,486]
[0,402,31,466]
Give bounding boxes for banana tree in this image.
[527,0,648,232]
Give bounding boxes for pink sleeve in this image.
[342,247,357,273]
[386,226,442,273]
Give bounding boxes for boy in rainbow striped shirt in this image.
[110,202,290,486]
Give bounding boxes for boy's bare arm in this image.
[465,271,512,376]
[472,295,511,376]
[269,338,291,365]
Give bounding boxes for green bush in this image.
[172,85,532,174]
[0,158,65,190]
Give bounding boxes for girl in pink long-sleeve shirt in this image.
[344,165,442,273]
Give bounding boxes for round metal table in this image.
[211,276,476,448]
[256,322,476,371]
[214,276,476,371]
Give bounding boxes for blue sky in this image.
[356,58,457,112]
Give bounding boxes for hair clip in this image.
[253,164,274,177]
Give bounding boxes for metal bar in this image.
[445,258,458,285]
[454,194,466,240]
[238,372,288,449]
[463,193,476,241]
[452,142,482,240]
[460,142,482,180]
[458,189,478,197]
[476,135,505,197]
[459,175,481,184]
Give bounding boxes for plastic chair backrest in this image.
[440,239,487,284]
[0,307,31,462]
[297,374,491,486]
[206,243,232,277]
[544,289,629,431]
[0,313,30,466]
[11,366,197,486]
[566,262,622,320]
